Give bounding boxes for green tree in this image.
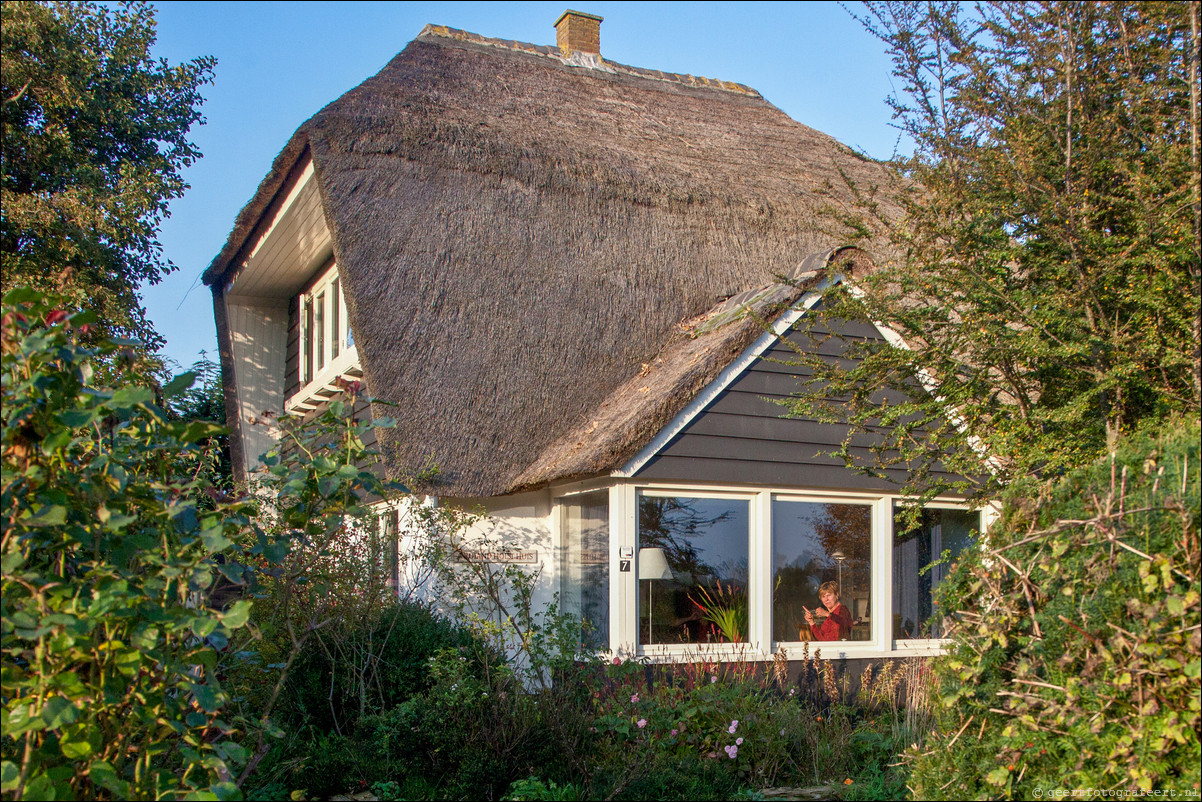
[0,1,214,350]
[791,1,1201,495]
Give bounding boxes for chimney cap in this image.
[554,9,604,27]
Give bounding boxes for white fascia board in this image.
[612,277,838,479]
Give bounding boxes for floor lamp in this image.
[831,550,846,595]
[638,547,673,644]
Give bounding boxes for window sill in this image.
[285,346,361,413]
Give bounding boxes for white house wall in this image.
[225,297,288,475]
[434,490,557,639]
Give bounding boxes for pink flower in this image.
[637,718,647,729]
[728,720,739,734]
[670,729,678,737]
[710,675,717,683]
[736,737,743,745]
[724,744,738,759]
[631,694,639,704]
[613,657,622,665]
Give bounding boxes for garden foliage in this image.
[909,420,1201,798]
[1,291,253,800]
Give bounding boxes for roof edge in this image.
[202,136,313,289]
[418,24,762,98]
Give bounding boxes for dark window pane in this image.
[332,278,341,359]
[315,291,326,371]
[381,507,399,590]
[893,507,979,639]
[303,298,313,384]
[638,496,749,645]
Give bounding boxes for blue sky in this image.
[144,1,903,370]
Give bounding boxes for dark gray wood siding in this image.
[635,316,958,492]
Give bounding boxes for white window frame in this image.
[554,478,992,662]
[287,260,358,411]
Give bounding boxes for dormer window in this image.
[288,258,359,410]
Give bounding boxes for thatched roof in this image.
[206,25,901,497]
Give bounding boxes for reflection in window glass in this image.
[772,500,871,642]
[379,507,399,590]
[638,496,749,645]
[331,279,341,359]
[302,298,313,384]
[315,291,326,371]
[893,508,979,639]
[561,492,609,650]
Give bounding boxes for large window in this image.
[556,485,984,658]
[561,491,610,649]
[638,494,750,645]
[296,260,355,397]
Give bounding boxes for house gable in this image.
[632,314,920,491]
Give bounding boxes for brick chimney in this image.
[555,10,602,55]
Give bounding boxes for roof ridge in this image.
[418,24,762,98]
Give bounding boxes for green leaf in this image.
[211,780,241,800]
[221,600,252,630]
[107,386,154,411]
[25,505,68,527]
[22,773,55,801]
[190,683,222,713]
[58,408,99,427]
[199,526,233,551]
[3,702,44,735]
[1,549,26,573]
[984,767,1010,787]
[1,761,18,792]
[60,733,94,760]
[114,648,142,676]
[131,625,160,651]
[163,371,197,398]
[41,696,78,729]
[190,617,218,638]
[182,420,224,443]
[88,760,126,795]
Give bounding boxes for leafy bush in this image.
[1,291,253,799]
[275,600,483,734]
[909,418,1201,798]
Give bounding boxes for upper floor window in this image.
[293,260,356,402]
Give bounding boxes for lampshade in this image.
[638,547,673,580]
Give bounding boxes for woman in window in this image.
[802,581,853,641]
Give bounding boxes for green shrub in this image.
[909,418,1201,798]
[275,600,483,734]
[296,734,358,801]
[503,776,583,801]
[1,290,254,799]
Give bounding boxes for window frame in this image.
[288,259,358,411]
[554,479,992,662]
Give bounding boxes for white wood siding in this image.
[226,298,288,474]
[228,164,333,299]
